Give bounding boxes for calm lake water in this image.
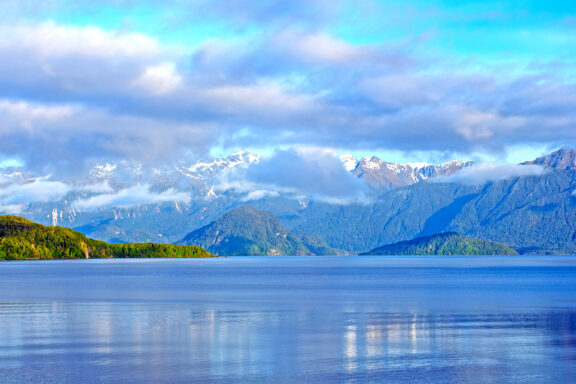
[0,256,575,383]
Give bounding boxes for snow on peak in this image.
[179,151,259,180]
[353,156,471,189]
[206,186,217,199]
[440,160,464,167]
[91,163,117,178]
[339,154,358,172]
[404,162,431,169]
[227,150,259,165]
[359,156,383,170]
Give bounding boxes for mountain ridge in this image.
[340,154,472,190]
[522,148,576,170]
[178,206,338,256]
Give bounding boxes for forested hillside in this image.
[362,232,518,255]
[0,215,213,260]
[179,206,338,256]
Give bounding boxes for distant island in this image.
[361,232,518,255]
[0,215,213,260]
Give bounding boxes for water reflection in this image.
[1,256,575,383]
[0,303,575,383]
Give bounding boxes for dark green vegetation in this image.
[179,206,338,256]
[361,232,519,255]
[0,215,213,260]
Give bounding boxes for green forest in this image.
[0,215,213,260]
[362,232,518,255]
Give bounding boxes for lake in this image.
[0,256,575,383]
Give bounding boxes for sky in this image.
[1,0,575,174]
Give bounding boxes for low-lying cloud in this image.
[0,174,194,213]
[218,149,371,204]
[72,184,191,211]
[435,163,548,185]
[80,181,114,194]
[0,179,71,214]
[0,180,70,205]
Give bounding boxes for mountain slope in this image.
[291,167,576,253]
[523,148,576,170]
[0,215,213,260]
[178,206,337,256]
[361,232,518,255]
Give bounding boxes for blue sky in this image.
[0,0,575,172]
[37,1,576,62]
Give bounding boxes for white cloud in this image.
[0,180,71,204]
[0,19,574,173]
[201,80,319,117]
[131,62,182,95]
[0,204,24,215]
[72,184,191,210]
[452,105,525,141]
[0,98,220,172]
[80,181,114,194]
[285,32,363,63]
[0,22,161,59]
[0,100,74,132]
[0,22,178,105]
[241,190,280,202]
[435,163,548,185]
[217,148,371,204]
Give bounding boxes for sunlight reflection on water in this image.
[0,256,575,383]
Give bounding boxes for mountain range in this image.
[344,155,471,190]
[3,148,576,254]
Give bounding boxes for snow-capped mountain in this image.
[86,150,260,195]
[89,150,258,183]
[90,163,118,179]
[89,161,144,186]
[87,151,469,196]
[175,150,259,180]
[340,155,472,190]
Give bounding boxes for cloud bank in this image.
[0,1,575,176]
[435,163,548,185]
[0,179,71,214]
[0,174,192,213]
[71,184,191,211]
[218,149,370,204]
